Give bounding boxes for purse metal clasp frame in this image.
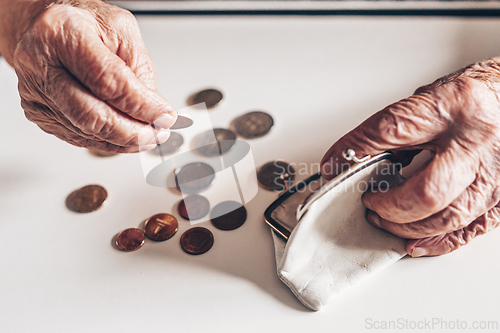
[264,151,396,241]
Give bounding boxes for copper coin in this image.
[257,161,296,191]
[188,89,223,109]
[88,149,118,157]
[144,213,178,241]
[175,162,215,193]
[116,228,145,252]
[180,227,214,255]
[197,128,236,156]
[178,194,211,221]
[235,111,274,139]
[210,201,247,230]
[151,132,184,155]
[66,184,108,213]
[170,111,194,130]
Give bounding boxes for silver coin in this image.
[175,162,215,193]
[235,111,274,139]
[188,89,223,109]
[151,132,184,155]
[197,128,236,156]
[170,111,194,130]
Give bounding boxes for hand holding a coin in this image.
[0,0,177,152]
[321,59,500,257]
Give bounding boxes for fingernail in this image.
[154,113,177,129]
[149,130,170,145]
[411,247,428,258]
[366,211,380,227]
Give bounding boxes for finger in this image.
[321,83,457,180]
[36,118,155,153]
[392,149,423,168]
[405,204,500,257]
[362,146,477,222]
[53,9,176,128]
[95,8,157,90]
[365,174,499,238]
[46,68,171,148]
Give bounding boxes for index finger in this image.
[51,8,177,129]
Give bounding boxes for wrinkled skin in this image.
[321,59,500,257]
[12,0,176,152]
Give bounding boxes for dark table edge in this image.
[130,9,500,17]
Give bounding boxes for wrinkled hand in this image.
[321,59,500,257]
[12,0,176,152]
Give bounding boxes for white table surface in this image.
[1,15,500,333]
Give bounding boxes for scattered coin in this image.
[180,227,214,255]
[235,111,274,139]
[178,194,211,221]
[175,162,215,193]
[170,111,194,130]
[88,149,118,157]
[144,213,178,241]
[116,228,145,252]
[66,184,108,213]
[188,88,223,109]
[210,201,247,231]
[151,132,184,155]
[197,128,236,156]
[257,161,296,191]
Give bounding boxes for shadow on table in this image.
[123,194,310,312]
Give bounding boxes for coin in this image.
[210,201,247,231]
[88,149,118,157]
[188,89,223,109]
[180,227,214,255]
[257,161,296,191]
[197,128,236,156]
[178,194,211,221]
[151,132,184,155]
[116,228,145,252]
[170,111,194,130]
[66,184,108,213]
[144,213,178,241]
[175,162,215,193]
[235,111,274,139]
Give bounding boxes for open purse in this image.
[264,151,408,311]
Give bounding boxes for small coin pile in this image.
[76,88,287,257]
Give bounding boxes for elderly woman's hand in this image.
[0,0,176,152]
[321,59,500,257]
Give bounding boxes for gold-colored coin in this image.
[116,228,145,252]
[235,111,274,139]
[180,227,214,255]
[144,213,178,242]
[188,89,223,109]
[66,185,108,213]
[170,111,194,130]
[196,128,236,156]
[151,132,184,155]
